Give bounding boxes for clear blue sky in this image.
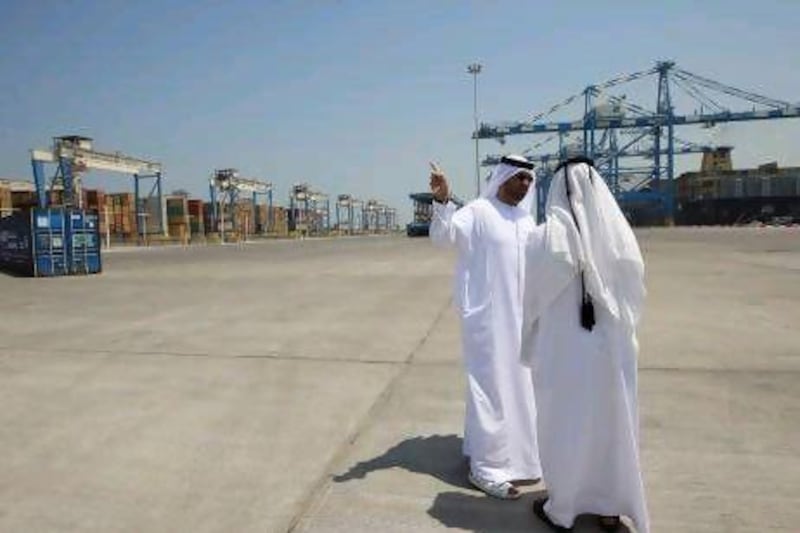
[1,0,798,222]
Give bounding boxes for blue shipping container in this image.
[0,208,101,277]
[66,209,102,275]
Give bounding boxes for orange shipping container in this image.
[0,185,12,217]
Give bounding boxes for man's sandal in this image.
[467,471,521,500]
[532,498,573,532]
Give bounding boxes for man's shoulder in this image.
[464,197,491,212]
[467,197,512,218]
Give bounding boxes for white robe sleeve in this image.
[429,201,475,254]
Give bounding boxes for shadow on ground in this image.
[428,491,633,532]
[428,491,547,532]
[333,434,632,532]
[333,434,470,489]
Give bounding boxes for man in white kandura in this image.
[521,157,649,532]
[428,155,542,500]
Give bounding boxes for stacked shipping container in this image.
[108,193,137,237]
[187,199,205,238]
[166,196,189,241]
[200,201,289,237]
[2,180,297,243]
[675,164,800,225]
[271,206,288,236]
[676,167,800,201]
[0,184,12,218]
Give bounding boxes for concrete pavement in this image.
[1,229,798,532]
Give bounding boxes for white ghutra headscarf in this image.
[483,154,537,214]
[523,158,645,335]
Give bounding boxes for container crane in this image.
[336,194,357,235]
[31,135,165,236]
[485,138,729,218]
[309,191,331,234]
[208,168,272,242]
[289,183,329,235]
[476,61,799,220]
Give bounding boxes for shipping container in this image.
[745,177,764,197]
[11,190,37,209]
[0,208,102,277]
[65,209,102,275]
[718,178,738,199]
[166,196,188,227]
[187,199,205,235]
[0,185,12,218]
[0,208,68,276]
[168,223,189,241]
[761,177,774,197]
[104,192,136,237]
[773,176,800,197]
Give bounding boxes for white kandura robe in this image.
[431,196,541,483]
[521,165,649,532]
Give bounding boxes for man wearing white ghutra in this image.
[428,155,542,500]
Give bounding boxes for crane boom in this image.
[477,106,800,139]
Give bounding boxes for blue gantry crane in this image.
[209,168,273,242]
[31,135,164,236]
[477,61,799,221]
[485,136,729,218]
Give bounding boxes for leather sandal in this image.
[467,471,521,500]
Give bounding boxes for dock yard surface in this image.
[1,227,798,532]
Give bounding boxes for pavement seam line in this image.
[284,297,453,533]
[3,346,796,374]
[0,346,406,366]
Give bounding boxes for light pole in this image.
[467,63,482,197]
